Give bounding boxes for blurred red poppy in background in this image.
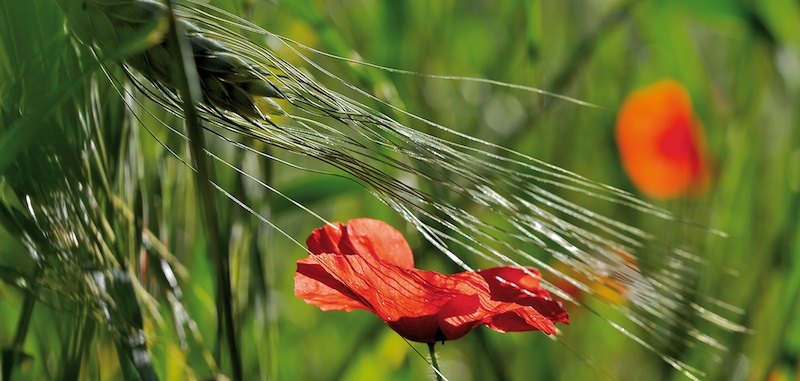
[548,261,628,306]
[616,80,711,199]
[294,218,568,343]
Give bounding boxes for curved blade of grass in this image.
[1,268,39,381]
[163,1,241,379]
[99,269,158,381]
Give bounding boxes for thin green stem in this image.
[163,1,241,380]
[473,328,509,381]
[1,277,39,381]
[63,308,94,381]
[428,342,443,381]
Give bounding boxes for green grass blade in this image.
[163,1,241,379]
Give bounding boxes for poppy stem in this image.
[428,342,443,381]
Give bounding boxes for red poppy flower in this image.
[616,80,710,199]
[294,218,568,343]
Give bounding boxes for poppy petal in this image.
[482,308,556,334]
[296,252,443,342]
[306,222,346,255]
[478,266,548,300]
[436,291,557,338]
[478,267,569,324]
[294,257,369,311]
[295,250,567,342]
[340,218,415,269]
[305,218,414,268]
[437,294,486,340]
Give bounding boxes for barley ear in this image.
[60,0,285,120]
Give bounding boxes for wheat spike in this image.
[60,0,284,121]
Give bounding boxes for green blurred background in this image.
[1,0,799,380]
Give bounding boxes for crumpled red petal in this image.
[477,267,569,325]
[295,256,369,312]
[305,222,346,256]
[306,218,414,268]
[295,219,569,343]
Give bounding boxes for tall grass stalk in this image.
[162,0,241,378]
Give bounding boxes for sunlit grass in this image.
[1,1,798,380]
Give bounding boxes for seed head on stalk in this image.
[59,0,285,122]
